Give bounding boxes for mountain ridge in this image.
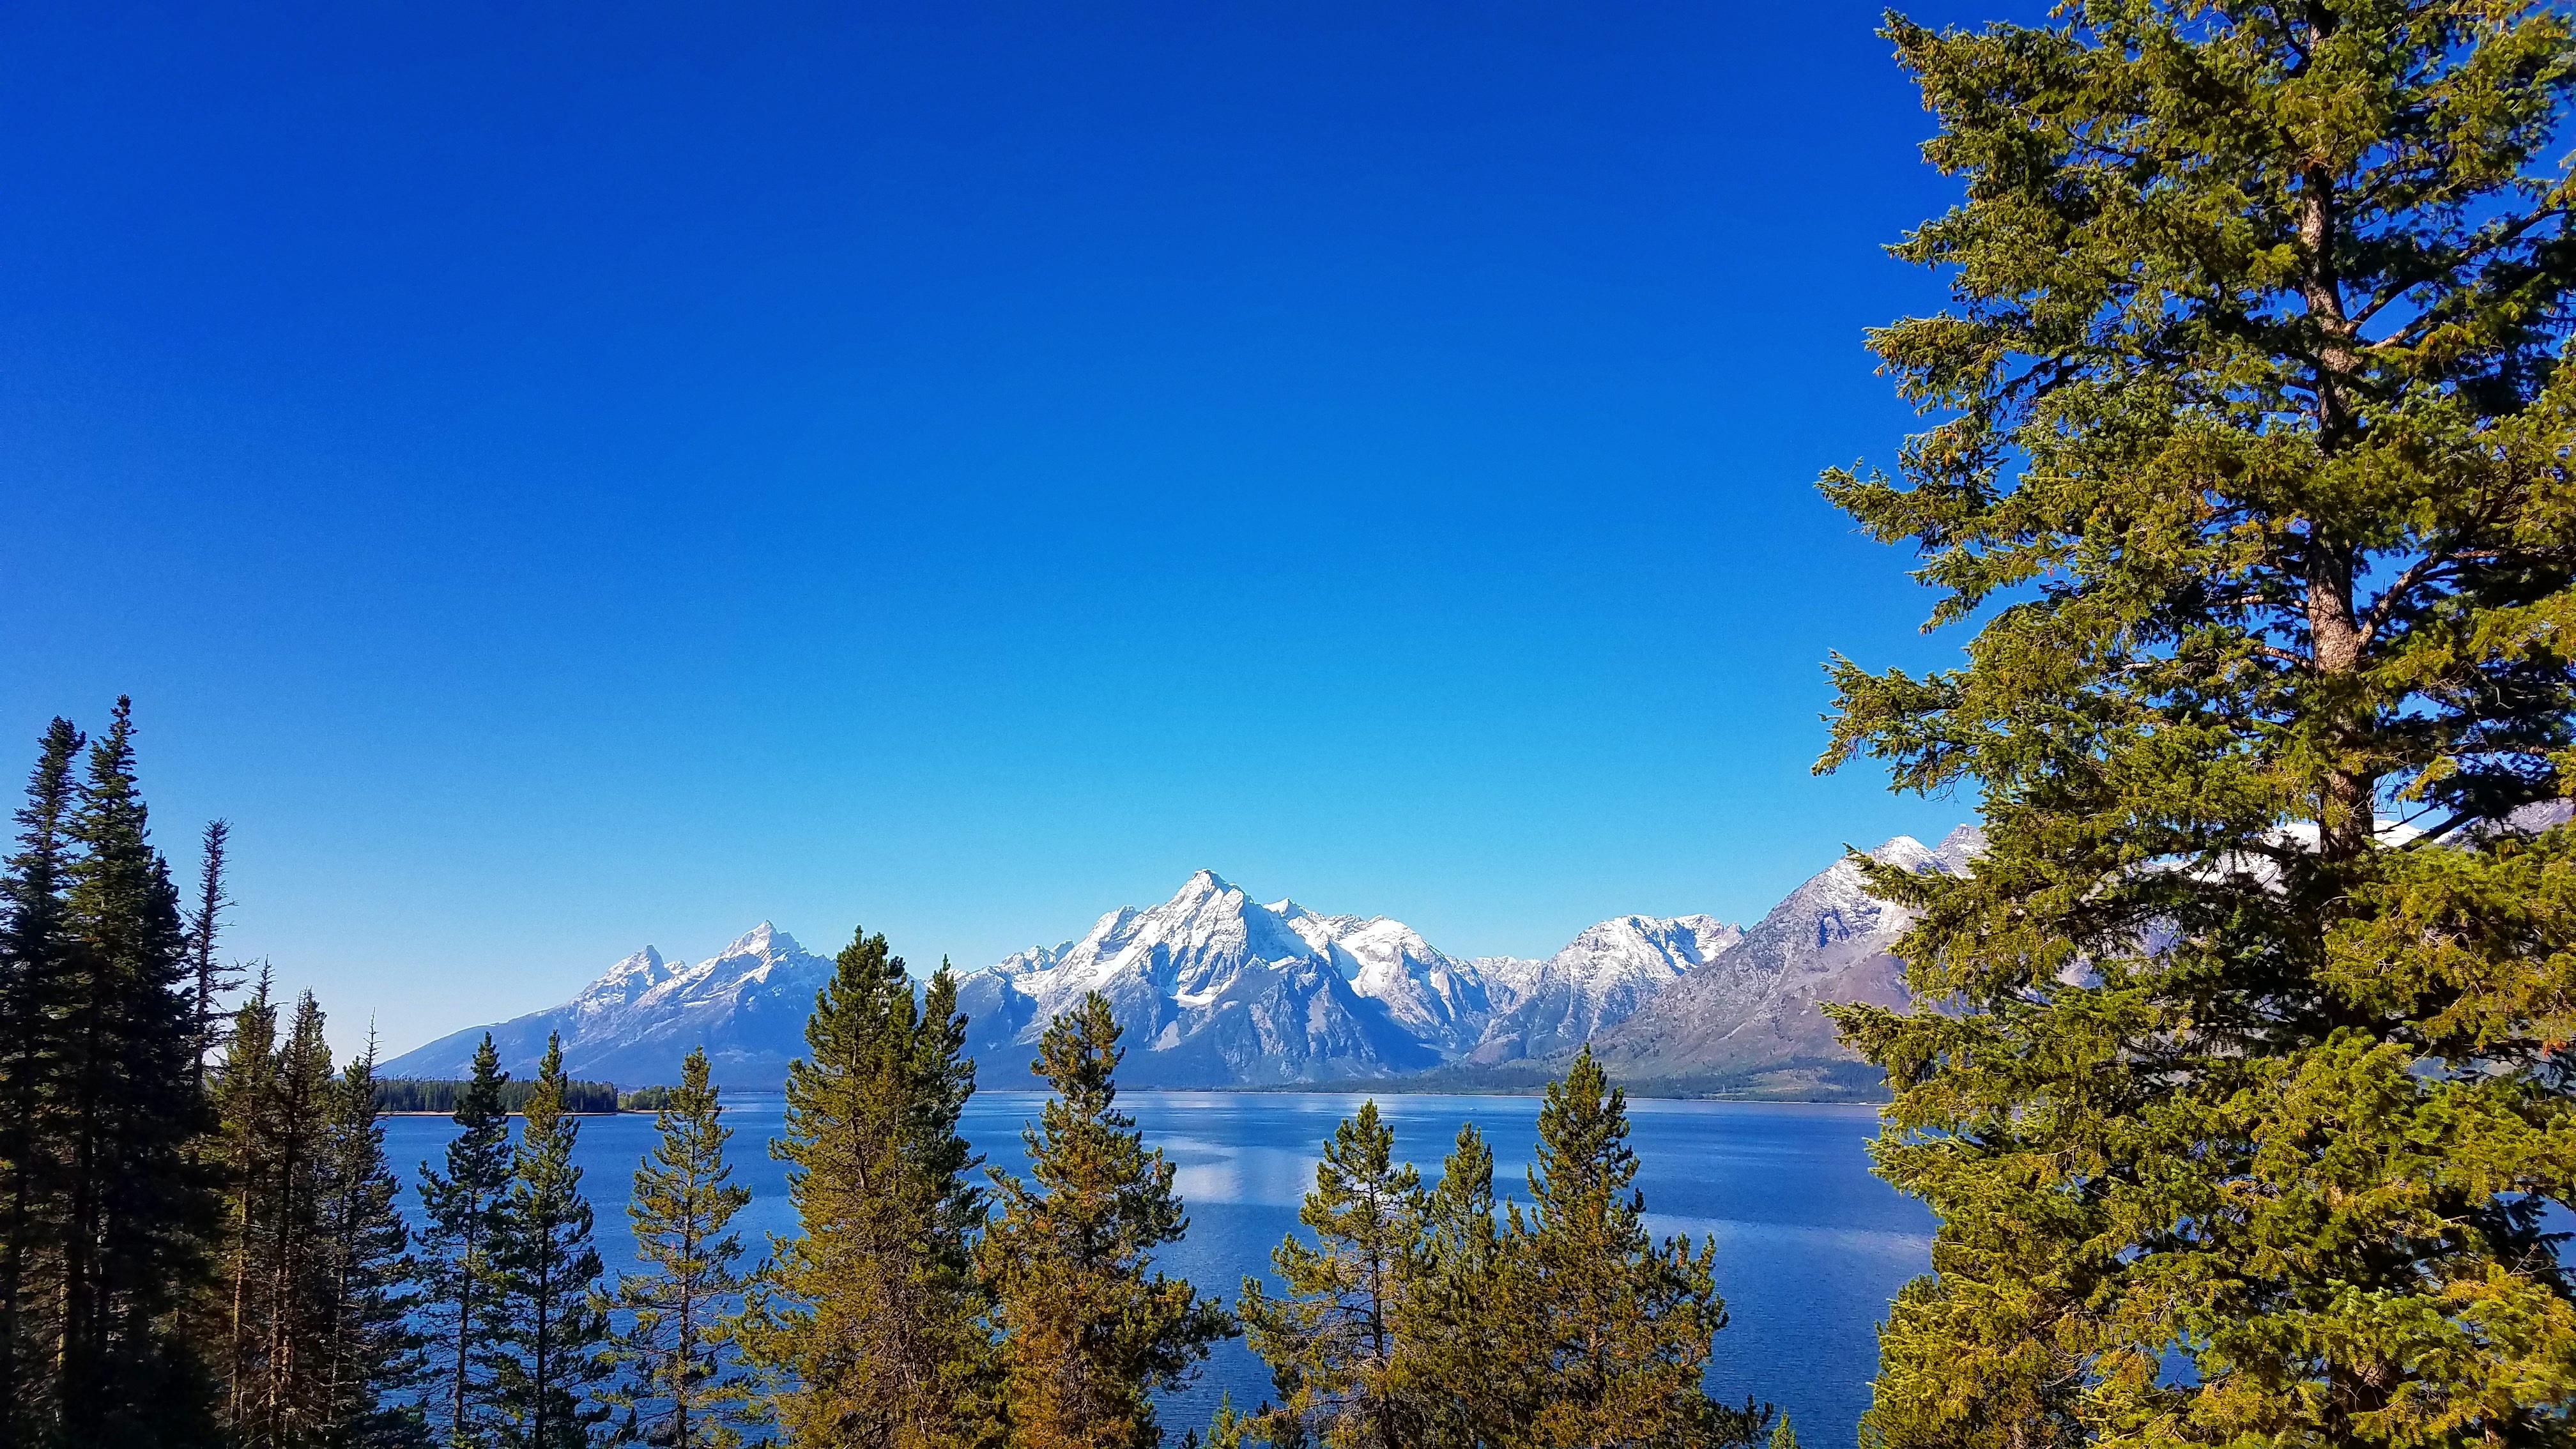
[381,835,1972,1096]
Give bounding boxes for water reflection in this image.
[383,1091,1929,1445]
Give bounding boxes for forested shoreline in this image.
[0,705,1778,1449]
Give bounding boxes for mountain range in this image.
[379,827,1982,1099]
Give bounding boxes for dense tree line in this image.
[371,1078,620,1116]
[0,707,1765,1448]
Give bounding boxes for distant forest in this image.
[371,1075,621,1114]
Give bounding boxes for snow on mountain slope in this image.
[954,871,1447,1087]
[379,923,836,1088]
[1464,914,1742,1064]
[1588,827,1981,1093]
[1271,901,1503,1053]
[378,834,1980,1098]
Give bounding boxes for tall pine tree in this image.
[979,992,1230,1449]
[733,931,988,1449]
[416,1033,512,1446]
[603,1045,753,1449]
[213,976,282,1432]
[318,1036,429,1449]
[1390,1123,1528,1449]
[185,817,236,1097]
[1238,1101,1423,1449]
[0,719,81,1449]
[211,986,385,1448]
[1517,1050,1760,1449]
[1816,0,2576,1443]
[56,697,215,1446]
[487,1032,611,1449]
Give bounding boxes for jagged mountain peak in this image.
[382,923,838,1087]
[721,920,796,954]
[1935,824,1987,871]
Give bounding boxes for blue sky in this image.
[2,0,2020,1059]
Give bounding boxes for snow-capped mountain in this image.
[953,870,1451,1087]
[379,923,836,1087]
[1465,914,1742,1065]
[1584,828,1982,1094]
[379,831,1975,1096]
[953,871,1752,1087]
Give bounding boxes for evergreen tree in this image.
[1238,1101,1423,1449]
[732,932,988,1449]
[259,992,343,1446]
[318,1036,429,1449]
[1765,1416,1795,1449]
[603,1045,753,1449]
[55,696,215,1446]
[211,986,376,1448]
[1816,0,2576,1443]
[1519,1050,1759,1449]
[979,992,1230,1449]
[0,719,81,1449]
[213,976,282,1431]
[1391,1123,1528,1449]
[185,817,236,1096]
[417,1033,512,1446]
[488,1032,611,1449]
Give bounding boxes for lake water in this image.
[383,1091,1931,1446]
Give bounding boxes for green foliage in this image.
[210,985,348,1445]
[374,1078,620,1115]
[732,933,990,1449]
[602,1046,754,1449]
[185,817,236,1100]
[1392,1123,1529,1449]
[616,1085,677,1114]
[319,1039,432,1448]
[56,698,217,1446]
[979,992,1231,1449]
[0,717,82,1445]
[488,1033,613,1449]
[1818,1,2576,1444]
[415,1034,514,1445]
[1238,1101,1423,1449]
[1517,1050,1765,1449]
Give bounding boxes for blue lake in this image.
[383,1091,1931,1445]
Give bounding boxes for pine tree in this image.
[1391,1123,1528,1449]
[55,696,216,1446]
[1238,1101,1423,1449]
[259,992,343,1446]
[185,818,236,1097]
[1816,1,2576,1443]
[603,1045,752,1449]
[417,1033,512,1446]
[214,975,282,1431]
[318,1036,429,1449]
[732,932,988,1449]
[0,719,82,1449]
[1519,1050,1760,1449]
[1765,1415,1795,1449]
[211,986,376,1449]
[979,992,1230,1449]
[0,721,82,1443]
[488,1032,611,1449]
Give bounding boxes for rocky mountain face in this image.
[1581,827,1982,1096]
[378,923,834,1087]
[382,829,1976,1096]
[956,870,1475,1087]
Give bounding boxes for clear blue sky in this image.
[2,0,2021,1060]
